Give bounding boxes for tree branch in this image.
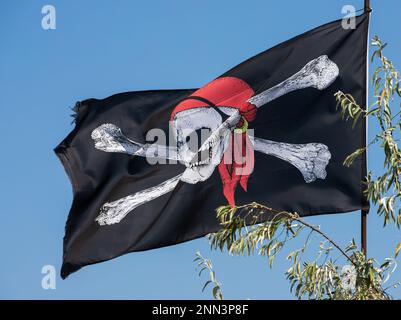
[236,202,356,266]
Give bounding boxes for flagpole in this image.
[361,210,367,255]
[364,0,371,12]
[361,0,371,256]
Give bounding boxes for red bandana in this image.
[171,77,257,206]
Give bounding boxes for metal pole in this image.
[361,0,371,257]
[361,209,368,255]
[364,0,371,12]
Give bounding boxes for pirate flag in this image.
[55,14,370,278]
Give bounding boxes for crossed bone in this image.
[91,55,338,225]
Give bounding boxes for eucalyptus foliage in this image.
[206,203,397,299]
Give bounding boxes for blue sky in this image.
[1,0,401,299]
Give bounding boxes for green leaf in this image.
[343,148,366,167]
[202,280,212,292]
[212,286,223,300]
[369,268,375,283]
[395,242,401,258]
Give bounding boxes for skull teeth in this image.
[189,158,210,168]
[188,142,214,168]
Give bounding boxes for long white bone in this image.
[91,124,180,161]
[92,124,331,183]
[252,137,331,182]
[247,55,339,108]
[96,174,183,225]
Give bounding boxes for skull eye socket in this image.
[192,127,212,151]
[180,127,213,151]
[186,127,214,167]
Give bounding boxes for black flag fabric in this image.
[56,14,370,278]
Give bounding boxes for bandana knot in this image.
[218,102,257,207]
